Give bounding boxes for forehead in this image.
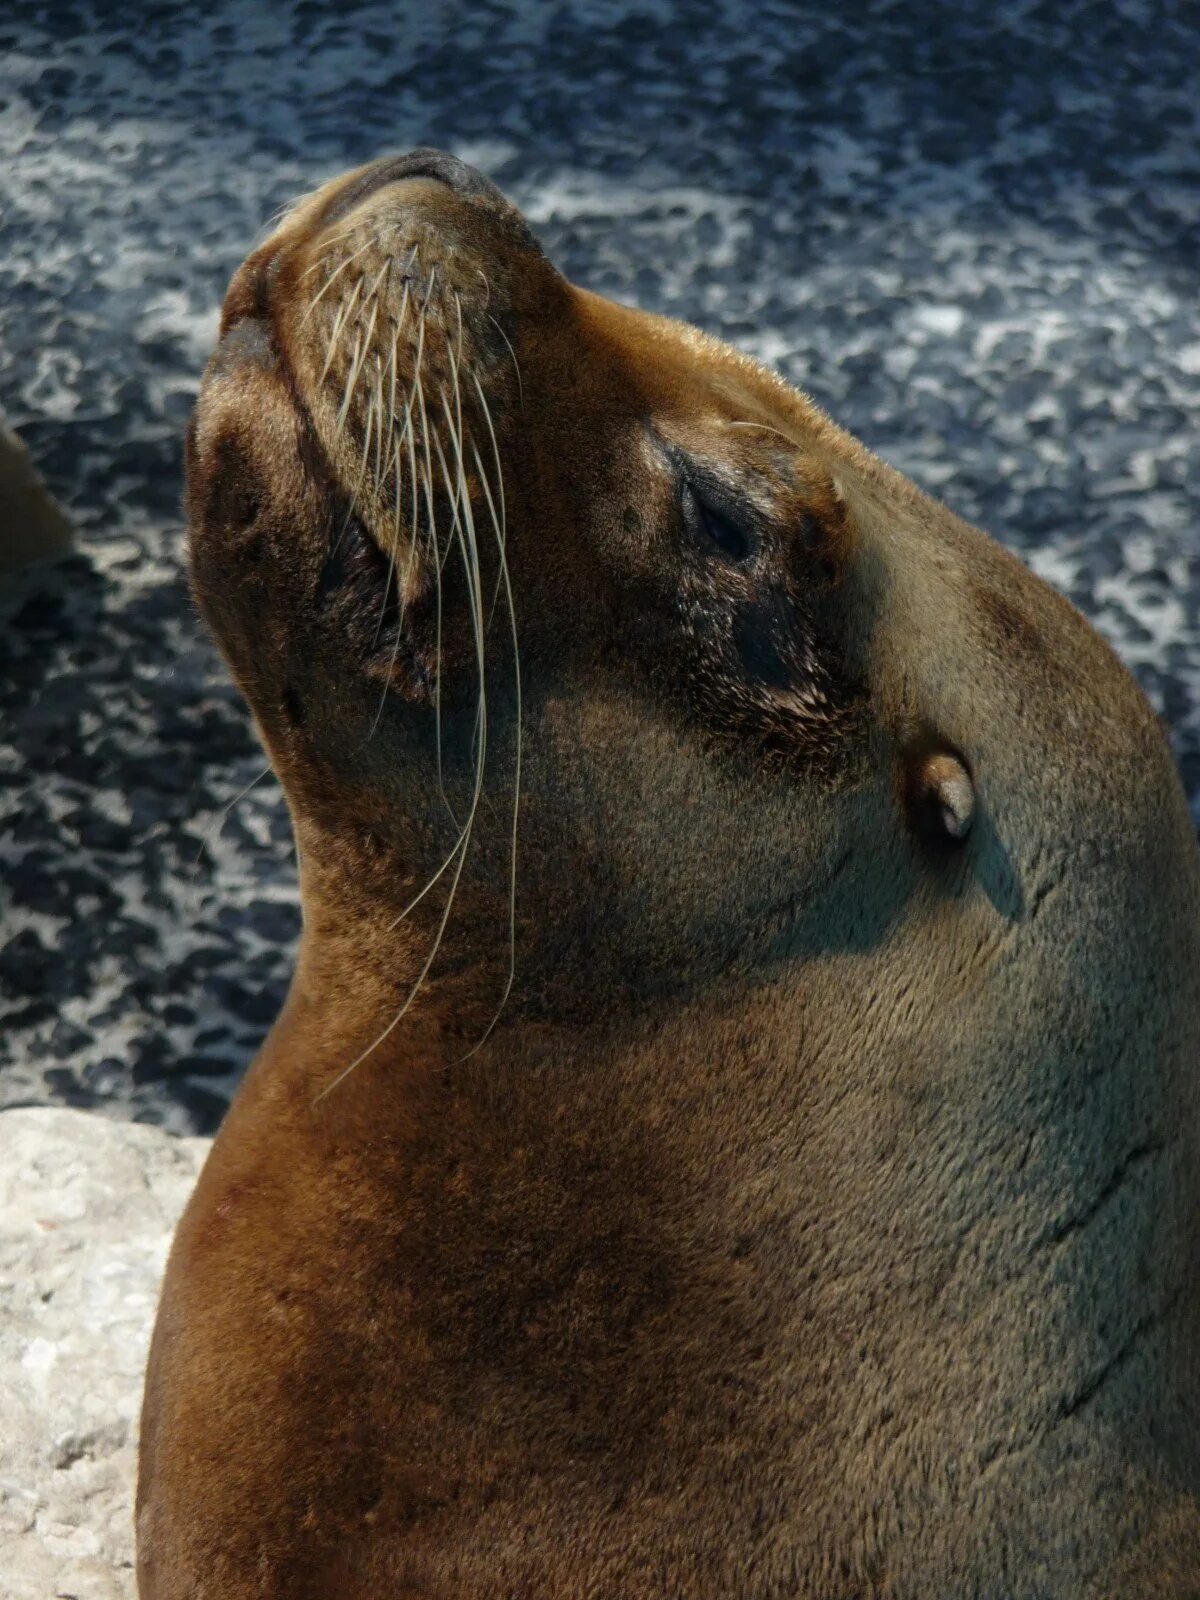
[559,287,849,500]
[571,289,808,418]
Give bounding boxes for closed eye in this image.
[680,478,756,564]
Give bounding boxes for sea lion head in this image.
[188,147,878,999]
[182,150,1200,1582]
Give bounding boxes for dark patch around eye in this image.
[732,588,797,693]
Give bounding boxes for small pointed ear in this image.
[908,748,976,842]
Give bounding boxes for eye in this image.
[681,480,756,564]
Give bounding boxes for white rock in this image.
[0,1108,208,1600]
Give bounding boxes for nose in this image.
[319,148,511,232]
[220,149,526,338]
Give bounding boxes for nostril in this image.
[319,148,507,232]
[376,148,501,202]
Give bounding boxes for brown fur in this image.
[138,151,1200,1598]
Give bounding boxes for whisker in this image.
[337,296,379,438]
[381,283,410,474]
[367,392,423,740]
[316,266,522,1090]
[369,377,417,659]
[367,444,412,727]
[470,369,509,627]
[364,334,409,685]
[401,379,423,597]
[297,227,363,278]
[299,254,355,325]
[464,435,521,1058]
[303,235,376,329]
[317,414,488,1105]
[330,383,379,557]
[366,257,391,301]
[191,763,274,871]
[311,812,475,1105]
[437,385,523,1061]
[334,325,363,429]
[486,312,524,409]
[443,295,471,572]
[320,277,363,384]
[432,391,477,760]
[371,352,386,494]
[434,391,490,1025]
[411,321,458,826]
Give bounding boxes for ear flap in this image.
[907,747,976,842]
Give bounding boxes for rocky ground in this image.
[1,0,1198,1134]
[0,1110,207,1599]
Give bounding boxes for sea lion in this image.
[137,150,1200,1597]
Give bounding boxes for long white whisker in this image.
[434,392,489,984]
[464,433,521,1058]
[371,352,386,495]
[368,400,418,724]
[335,325,363,433]
[191,764,274,870]
[300,241,369,327]
[471,371,509,626]
[412,323,457,824]
[433,392,478,756]
[381,284,409,475]
[368,400,429,751]
[443,299,472,571]
[439,388,521,1061]
[319,276,363,384]
[316,413,488,1104]
[366,354,396,658]
[337,295,379,436]
[311,815,474,1105]
[297,227,362,279]
[339,389,376,545]
[486,312,523,409]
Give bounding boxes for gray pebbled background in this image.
[1,0,1197,1134]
